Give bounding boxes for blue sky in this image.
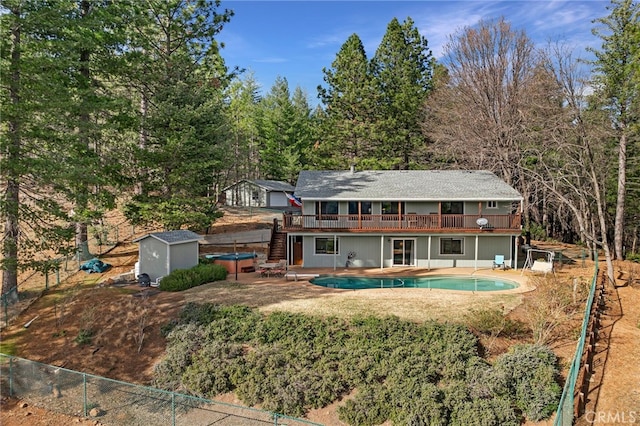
[218,1,610,103]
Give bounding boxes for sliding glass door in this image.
[392,239,415,266]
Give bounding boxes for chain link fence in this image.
[1,218,159,328]
[0,354,322,426]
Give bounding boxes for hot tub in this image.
[213,253,257,274]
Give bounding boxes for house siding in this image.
[298,233,515,269]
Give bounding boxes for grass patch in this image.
[0,329,26,356]
[0,338,19,356]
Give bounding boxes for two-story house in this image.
[280,169,523,270]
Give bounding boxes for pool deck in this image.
[240,265,535,294]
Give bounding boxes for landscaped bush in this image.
[154,303,562,423]
[449,397,519,426]
[337,384,390,426]
[181,341,245,396]
[158,263,227,292]
[493,344,561,421]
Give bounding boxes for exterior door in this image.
[292,236,303,265]
[392,239,415,266]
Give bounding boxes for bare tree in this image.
[422,17,563,239]
[525,43,616,283]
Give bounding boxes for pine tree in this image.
[226,72,262,189]
[316,33,377,169]
[123,0,233,230]
[1,1,133,294]
[371,18,434,169]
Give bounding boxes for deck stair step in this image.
[268,231,287,262]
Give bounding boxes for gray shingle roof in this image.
[222,179,294,192]
[134,230,202,245]
[252,180,295,192]
[294,170,522,201]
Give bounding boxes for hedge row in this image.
[158,264,227,291]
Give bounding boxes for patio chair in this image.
[492,255,506,270]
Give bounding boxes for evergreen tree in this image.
[588,0,640,259]
[1,0,135,295]
[258,77,311,183]
[371,18,434,169]
[123,0,233,230]
[226,72,262,190]
[316,33,377,169]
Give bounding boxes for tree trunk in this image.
[2,5,21,300]
[591,166,616,284]
[75,0,93,262]
[614,130,626,260]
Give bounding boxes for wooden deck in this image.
[281,213,521,233]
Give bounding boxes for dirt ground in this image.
[1,208,639,425]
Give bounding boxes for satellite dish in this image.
[476,217,489,228]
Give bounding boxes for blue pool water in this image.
[309,275,518,291]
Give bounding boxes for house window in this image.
[486,201,498,209]
[315,237,339,254]
[348,201,372,216]
[382,201,404,216]
[440,238,464,255]
[316,201,338,216]
[251,191,259,202]
[442,202,463,214]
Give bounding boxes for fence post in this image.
[172,391,176,426]
[9,356,13,396]
[274,413,279,425]
[83,373,87,417]
[45,272,49,290]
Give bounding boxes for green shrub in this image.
[155,304,558,423]
[75,329,94,345]
[625,252,640,262]
[153,323,207,390]
[337,385,390,426]
[493,344,561,421]
[159,264,227,292]
[449,397,519,426]
[388,380,447,426]
[465,357,509,400]
[181,341,245,396]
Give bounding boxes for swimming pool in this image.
[309,275,518,291]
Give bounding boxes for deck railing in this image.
[282,213,521,232]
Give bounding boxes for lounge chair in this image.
[492,255,506,270]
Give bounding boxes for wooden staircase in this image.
[268,219,287,262]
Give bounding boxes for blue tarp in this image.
[79,258,111,273]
